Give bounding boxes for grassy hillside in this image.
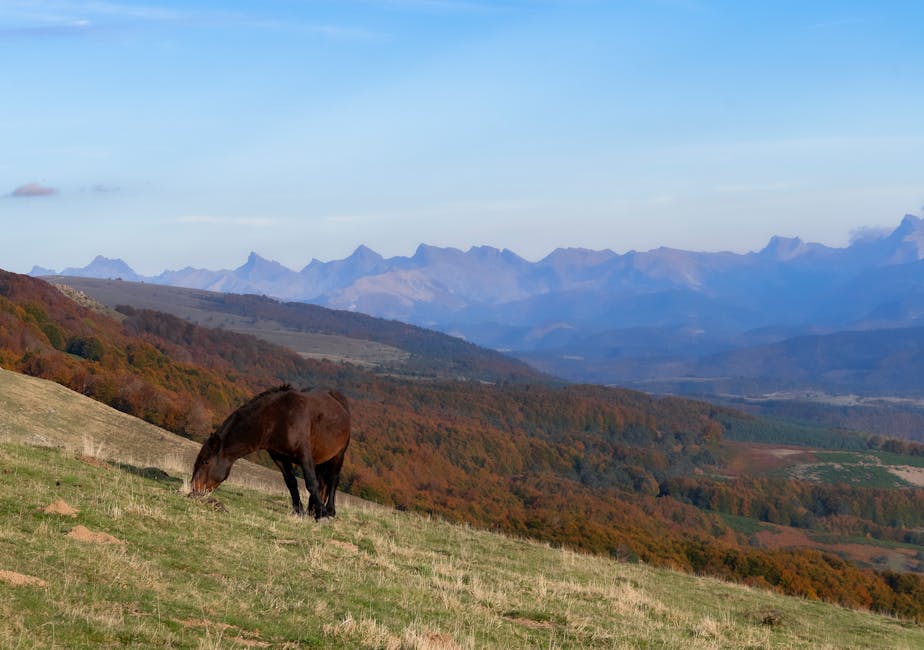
[1,377,923,648]
[0,367,287,496]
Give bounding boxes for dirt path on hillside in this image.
[723,442,818,477]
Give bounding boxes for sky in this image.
[2,0,923,275]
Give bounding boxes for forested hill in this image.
[47,276,547,384]
[4,268,924,621]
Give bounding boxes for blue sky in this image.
[2,0,923,274]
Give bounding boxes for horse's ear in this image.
[204,434,222,452]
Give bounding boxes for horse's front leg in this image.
[270,452,303,515]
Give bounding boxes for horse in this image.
[190,385,351,519]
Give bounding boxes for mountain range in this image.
[34,214,924,392]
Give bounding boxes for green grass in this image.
[717,512,775,536]
[805,451,924,488]
[807,461,907,488]
[871,451,924,469]
[2,443,924,649]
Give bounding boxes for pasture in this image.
[1,369,923,647]
[3,442,924,648]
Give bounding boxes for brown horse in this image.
[190,385,350,519]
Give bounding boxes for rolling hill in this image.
[45,275,547,384]
[6,268,924,620]
[1,370,923,648]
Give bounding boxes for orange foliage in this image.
[3,269,924,621]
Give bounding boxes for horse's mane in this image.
[209,384,294,442]
[327,389,350,414]
[258,383,293,398]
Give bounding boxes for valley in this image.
[5,268,924,623]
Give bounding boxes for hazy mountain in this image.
[59,255,144,283]
[34,214,924,390]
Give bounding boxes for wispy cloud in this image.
[0,19,95,38]
[0,1,386,41]
[8,182,58,198]
[714,182,789,194]
[0,0,178,22]
[802,17,862,32]
[849,225,891,244]
[0,1,171,40]
[170,215,278,227]
[358,0,539,14]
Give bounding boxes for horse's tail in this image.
[328,389,350,415]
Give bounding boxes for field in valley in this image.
[717,441,924,574]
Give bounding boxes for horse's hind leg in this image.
[298,450,328,520]
[318,448,346,516]
[270,452,303,515]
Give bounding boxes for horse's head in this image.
[189,435,232,497]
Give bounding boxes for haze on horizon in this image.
[2,0,923,275]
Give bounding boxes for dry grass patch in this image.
[67,524,125,545]
[0,570,47,588]
[44,498,78,517]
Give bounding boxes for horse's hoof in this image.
[196,496,227,512]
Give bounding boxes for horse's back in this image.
[296,388,350,463]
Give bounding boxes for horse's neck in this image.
[219,430,258,459]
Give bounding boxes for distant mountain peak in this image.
[29,265,57,277]
[759,235,807,261]
[880,214,924,263]
[350,244,380,258]
[60,256,140,281]
[412,244,462,265]
[899,213,923,230]
[233,252,294,285]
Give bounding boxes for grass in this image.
[48,278,412,370]
[717,512,775,536]
[0,367,308,498]
[3,369,924,647]
[806,462,907,488]
[2,442,924,649]
[806,451,922,488]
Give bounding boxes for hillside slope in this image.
[1,377,922,648]
[46,276,547,383]
[0,367,356,504]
